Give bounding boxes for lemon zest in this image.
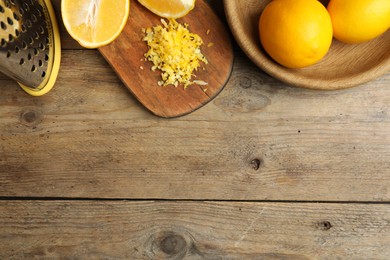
[143,19,208,88]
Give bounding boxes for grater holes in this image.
[39,25,44,34]
[14,28,19,36]
[22,2,29,12]
[27,53,32,60]
[13,12,19,21]
[0,5,4,13]
[38,60,43,67]
[31,14,37,23]
[37,4,44,15]
[44,53,49,62]
[39,42,45,51]
[26,19,32,28]
[10,0,15,5]
[22,40,27,49]
[19,58,24,65]
[6,50,11,58]
[1,38,6,47]
[15,46,19,53]
[31,65,36,72]
[33,48,39,55]
[36,8,42,17]
[41,71,46,78]
[21,24,26,33]
[19,7,24,15]
[1,21,6,30]
[28,36,33,45]
[34,31,39,39]
[8,34,14,42]
[7,17,13,25]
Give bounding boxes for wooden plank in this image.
[1,50,390,201]
[0,200,389,259]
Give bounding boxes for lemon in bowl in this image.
[223,0,390,90]
[327,0,390,44]
[259,0,333,68]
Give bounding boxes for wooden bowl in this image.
[223,0,390,90]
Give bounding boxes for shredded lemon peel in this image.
[142,19,208,89]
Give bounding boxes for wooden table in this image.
[1,1,390,259]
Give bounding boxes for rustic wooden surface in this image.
[99,0,234,117]
[1,201,389,259]
[0,0,390,258]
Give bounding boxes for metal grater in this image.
[0,0,60,96]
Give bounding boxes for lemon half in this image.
[62,0,130,48]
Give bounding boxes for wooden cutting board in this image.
[99,0,233,118]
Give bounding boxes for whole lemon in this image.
[259,0,333,69]
[327,0,390,44]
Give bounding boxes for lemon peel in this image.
[143,19,208,88]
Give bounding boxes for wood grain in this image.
[1,2,390,259]
[1,200,389,259]
[1,50,390,201]
[224,0,390,90]
[99,0,233,117]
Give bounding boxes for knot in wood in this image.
[20,109,42,126]
[22,111,38,123]
[160,234,187,256]
[316,221,332,231]
[239,77,252,89]
[250,158,262,171]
